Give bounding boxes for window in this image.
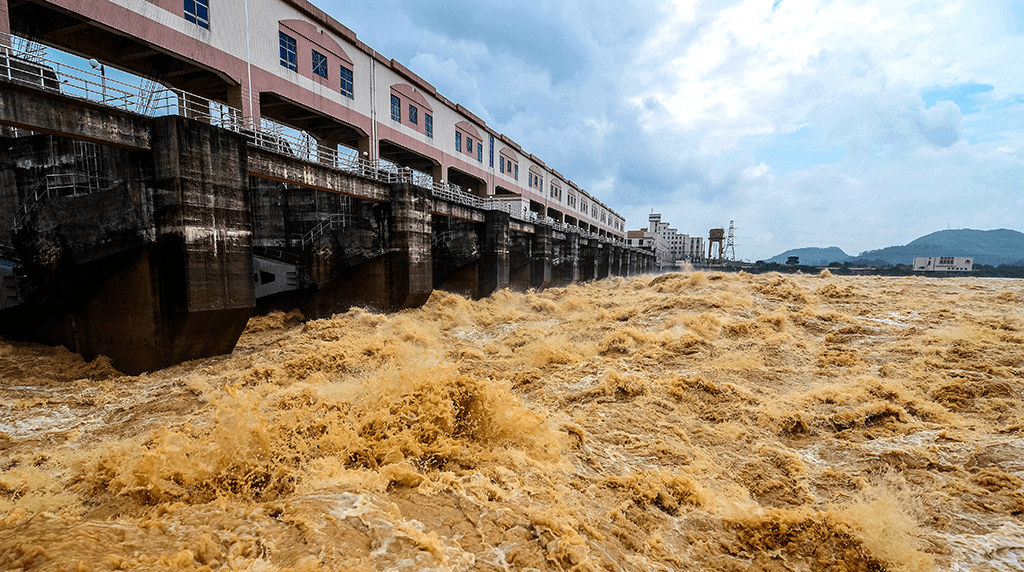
[312,50,328,79]
[499,156,504,172]
[467,138,473,154]
[184,0,210,29]
[339,66,353,98]
[279,32,297,71]
[489,136,494,167]
[391,94,401,122]
[409,105,418,125]
[939,256,954,265]
[425,114,433,138]
[455,131,462,152]
[514,164,518,180]
[477,142,482,162]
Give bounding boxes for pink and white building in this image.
[0,0,627,239]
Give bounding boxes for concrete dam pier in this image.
[1,114,653,374]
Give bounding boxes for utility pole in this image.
[725,220,736,261]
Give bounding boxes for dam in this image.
[0,0,653,374]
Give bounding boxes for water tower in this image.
[708,228,725,262]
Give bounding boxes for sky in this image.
[336,1,1021,260]
[316,0,1024,261]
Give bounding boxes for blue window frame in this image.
[312,50,328,79]
[455,131,462,152]
[184,0,210,29]
[499,156,504,172]
[489,135,494,167]
[467,137,473,154]
[391,94,401,122]
[477,141,483,162]
[514,164,518,180]
[425,114,433,138]
[339,66,353,98]
[409,105,418,125]
[279,32,297,71]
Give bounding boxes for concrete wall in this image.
[0,82,654,372]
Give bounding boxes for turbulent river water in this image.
[1,271,1023,571]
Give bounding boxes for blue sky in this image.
[321,0,1022,260]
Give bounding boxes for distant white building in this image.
[646,213,704,263]
[913,256,974,272]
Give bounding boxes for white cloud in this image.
[320,0,1023,261]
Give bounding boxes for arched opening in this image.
[446,166,486,197]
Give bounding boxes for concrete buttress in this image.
[385,182,432,310]
[478,210,510,298]
[530,225,552,289]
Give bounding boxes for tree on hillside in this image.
[786,256,799,265]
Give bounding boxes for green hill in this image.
[766,246,851,266]
[854,229,1024,266]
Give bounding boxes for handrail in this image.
[1,32,626,236]
[300,213,352,249]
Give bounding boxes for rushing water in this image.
[1,271,1023,571]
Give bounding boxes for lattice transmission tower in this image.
[725,220,736,261]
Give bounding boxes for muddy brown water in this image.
[1,271,1022,571]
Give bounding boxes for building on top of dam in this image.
[0,0,626,239]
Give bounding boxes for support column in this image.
[564,233,580,285]
[596,243,611,280]
[478,210,509,298]
[386,182,433,309]
[37,116,254,375]
[579,239,597,282]
[628,250,637,276]
[530,225,552,289]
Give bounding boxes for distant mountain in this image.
[766,247,851,266]
[854,229,1024,267]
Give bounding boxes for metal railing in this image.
[300,213,353,249]
[13,172,111,230]
[1,33,628,237]
[431,230,460,248]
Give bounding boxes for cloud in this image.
[319,0,1024,261]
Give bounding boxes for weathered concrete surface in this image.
[530,225,553,289]
[3,117,255,375]
[597,243,611,280]
[0,80,151,149]
[579,238,597,282]
[386,182,433,310]
[432,199,485,223]
[13,185,149,305]
[478,210,509,298]
[247,146,391,202]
